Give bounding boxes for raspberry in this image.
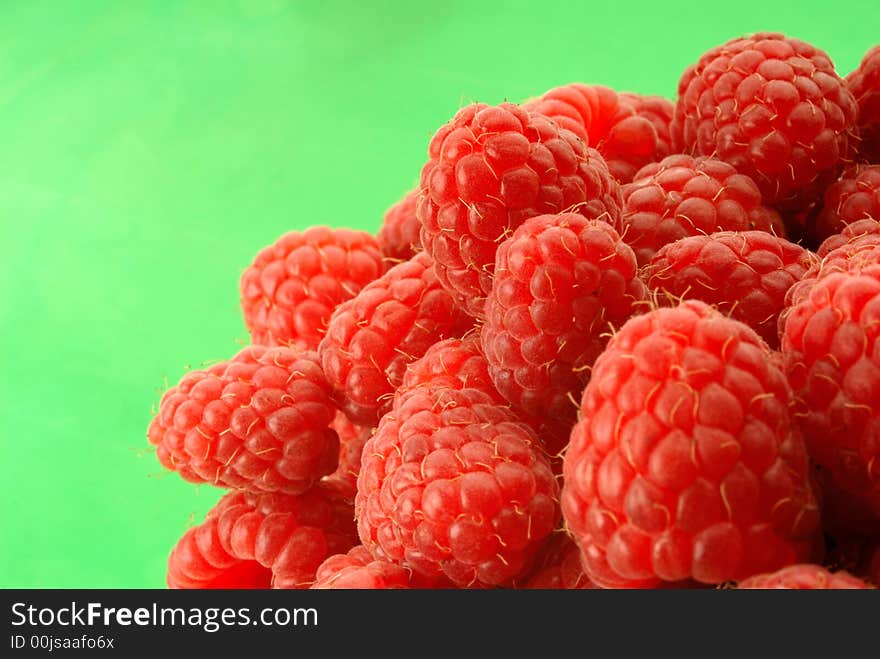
[671,32,859,212]
[400,337,500,398]
[167,482,358,589]
[240,226,384,349]
[377,189,422,264]
[737,564,871,589]
[847,45,880,163]
[817,218,880,257]
[148,346,339,495]
[481,213,647,436]
[319,252,472,426]
[781,267,880,529]
[418,102,622,317]
[562,301,820,588]
[807,165,880,244]
[524,84,674,183]
[621,154,784,266]
[329,411,371,497]
[521,532,593,589]
[311,545,449,589]
[643,231,818,348]
[356,385,559,587]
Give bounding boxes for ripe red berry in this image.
[781,265,880,531]
[148,346,339,495]
[643,231,818,348]
[562,301,820,587]
[311,545,450,589]
[418,102,622,317]
[621,154,784,266]
[671,32,859,213]
[167,482,358,589]
[846,45,880,164]
[356,385,559,587]
[319,252,472,426]
[817,218,880,257]
[737,564,871,589]
[524,84,674,183]
[377,189,422,264]
[481,213,647,436]
[240,226,384,349]
[520,532,594,589]
[807,164,880,244]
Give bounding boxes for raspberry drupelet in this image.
[240,226,384,349]
[356,385,559,587]
[621,154,784,266]
[671,32,859,214]
[148,345,339,495]
[562,301,820,588]
[418,101,622,318]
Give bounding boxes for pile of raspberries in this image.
[149,33,880,590]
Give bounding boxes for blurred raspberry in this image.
[643,231,818,348]
[808,164,880,244]
[524,84,674,183]
[846,45,880,163]
[240,226,384,349]
[621,154,784,266]
[418,102,622,317]
[319,252,472,426]
[356,385,559,587]
[168,482,358,589]
[378,189,422,264]
[562,301,820,588]
[482,213,647,437]
[737,564,871,589]
[148,346,339,495]
[521,532,594,589]
[672,32,859,213]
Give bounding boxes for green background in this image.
[1,0,877,588]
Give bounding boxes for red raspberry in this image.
[148,346,339,495]
[621,154,784,266]
[310,545,449,589]
[481,213,648,436]
[671,32,859,213]
[817,218,880,257]
[643,231,818,348]
[400,337,500,398]
[418,102,622,317]
[781,266,880,529]
[319,252,472,426]
[521,532,594,589]
[562,301,820,588]
[847,45,880,163]
[524,84,674,183]
[807,165,880,244]
[377,189,422,264]
[167,482,358,589]
[356,385,559,587]
[737,564,871,589]
[329,411,371,497]
[240,226,384,349]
